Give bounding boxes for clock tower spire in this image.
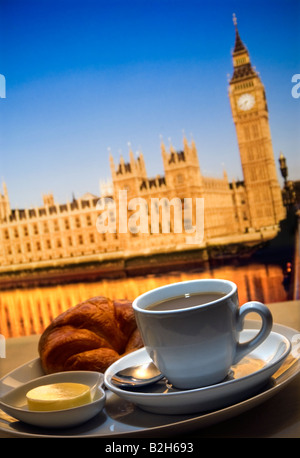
[228,15,285,230]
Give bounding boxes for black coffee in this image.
[146,291,226,311]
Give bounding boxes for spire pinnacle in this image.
[232,16,247,54]
[232,13,237,28]
[230,15,256,83]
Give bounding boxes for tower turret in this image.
[161,135,203,198]
[110,145,148,199]
[0,181,11,221]
[228,14,285,229]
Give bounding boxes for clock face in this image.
[237,93,255,111]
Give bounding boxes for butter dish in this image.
[0,371,105,428]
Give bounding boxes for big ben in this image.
[228,14,285,230]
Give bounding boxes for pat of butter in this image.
[26,383,92,411]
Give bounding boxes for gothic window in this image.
[75,217,81,228]
[252,124,259,138]
[168,152,176,164]
[78,235,83,245]
[250,168,257,182]
[256,207,263,218]
[265,207,272,217]
[176,174,184,184]
[247,146,254,161]
[64,219,70,230]
[23,226,28,236]
[258,168,267,180]
[236,57,246,65]
[109,210,116,223]
[140,180,147,191]
[256,144,262,158]
[243,126,251,141]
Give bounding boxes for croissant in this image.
[38,296,144,374]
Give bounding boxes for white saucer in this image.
[0,321,299,437]
[104,329,291,414]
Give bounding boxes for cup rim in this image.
[132,279,237,314]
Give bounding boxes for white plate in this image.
[0,371,105,428]
[104,329,291,414]
[0,321,299,437]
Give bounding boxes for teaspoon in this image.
[111,362,164,387]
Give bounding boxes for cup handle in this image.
[233,301,273,365]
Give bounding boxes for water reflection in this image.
[0,262,288,338]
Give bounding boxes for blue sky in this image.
[1,0,299,208]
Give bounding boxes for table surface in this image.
[1,300,299,438]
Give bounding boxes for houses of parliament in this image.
[0,18,286,273]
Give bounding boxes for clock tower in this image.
[228,14,285,230]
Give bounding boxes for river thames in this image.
[0,258,291,338]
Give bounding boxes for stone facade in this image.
[0,20,285,270]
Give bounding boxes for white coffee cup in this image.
[132,279,273,389]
